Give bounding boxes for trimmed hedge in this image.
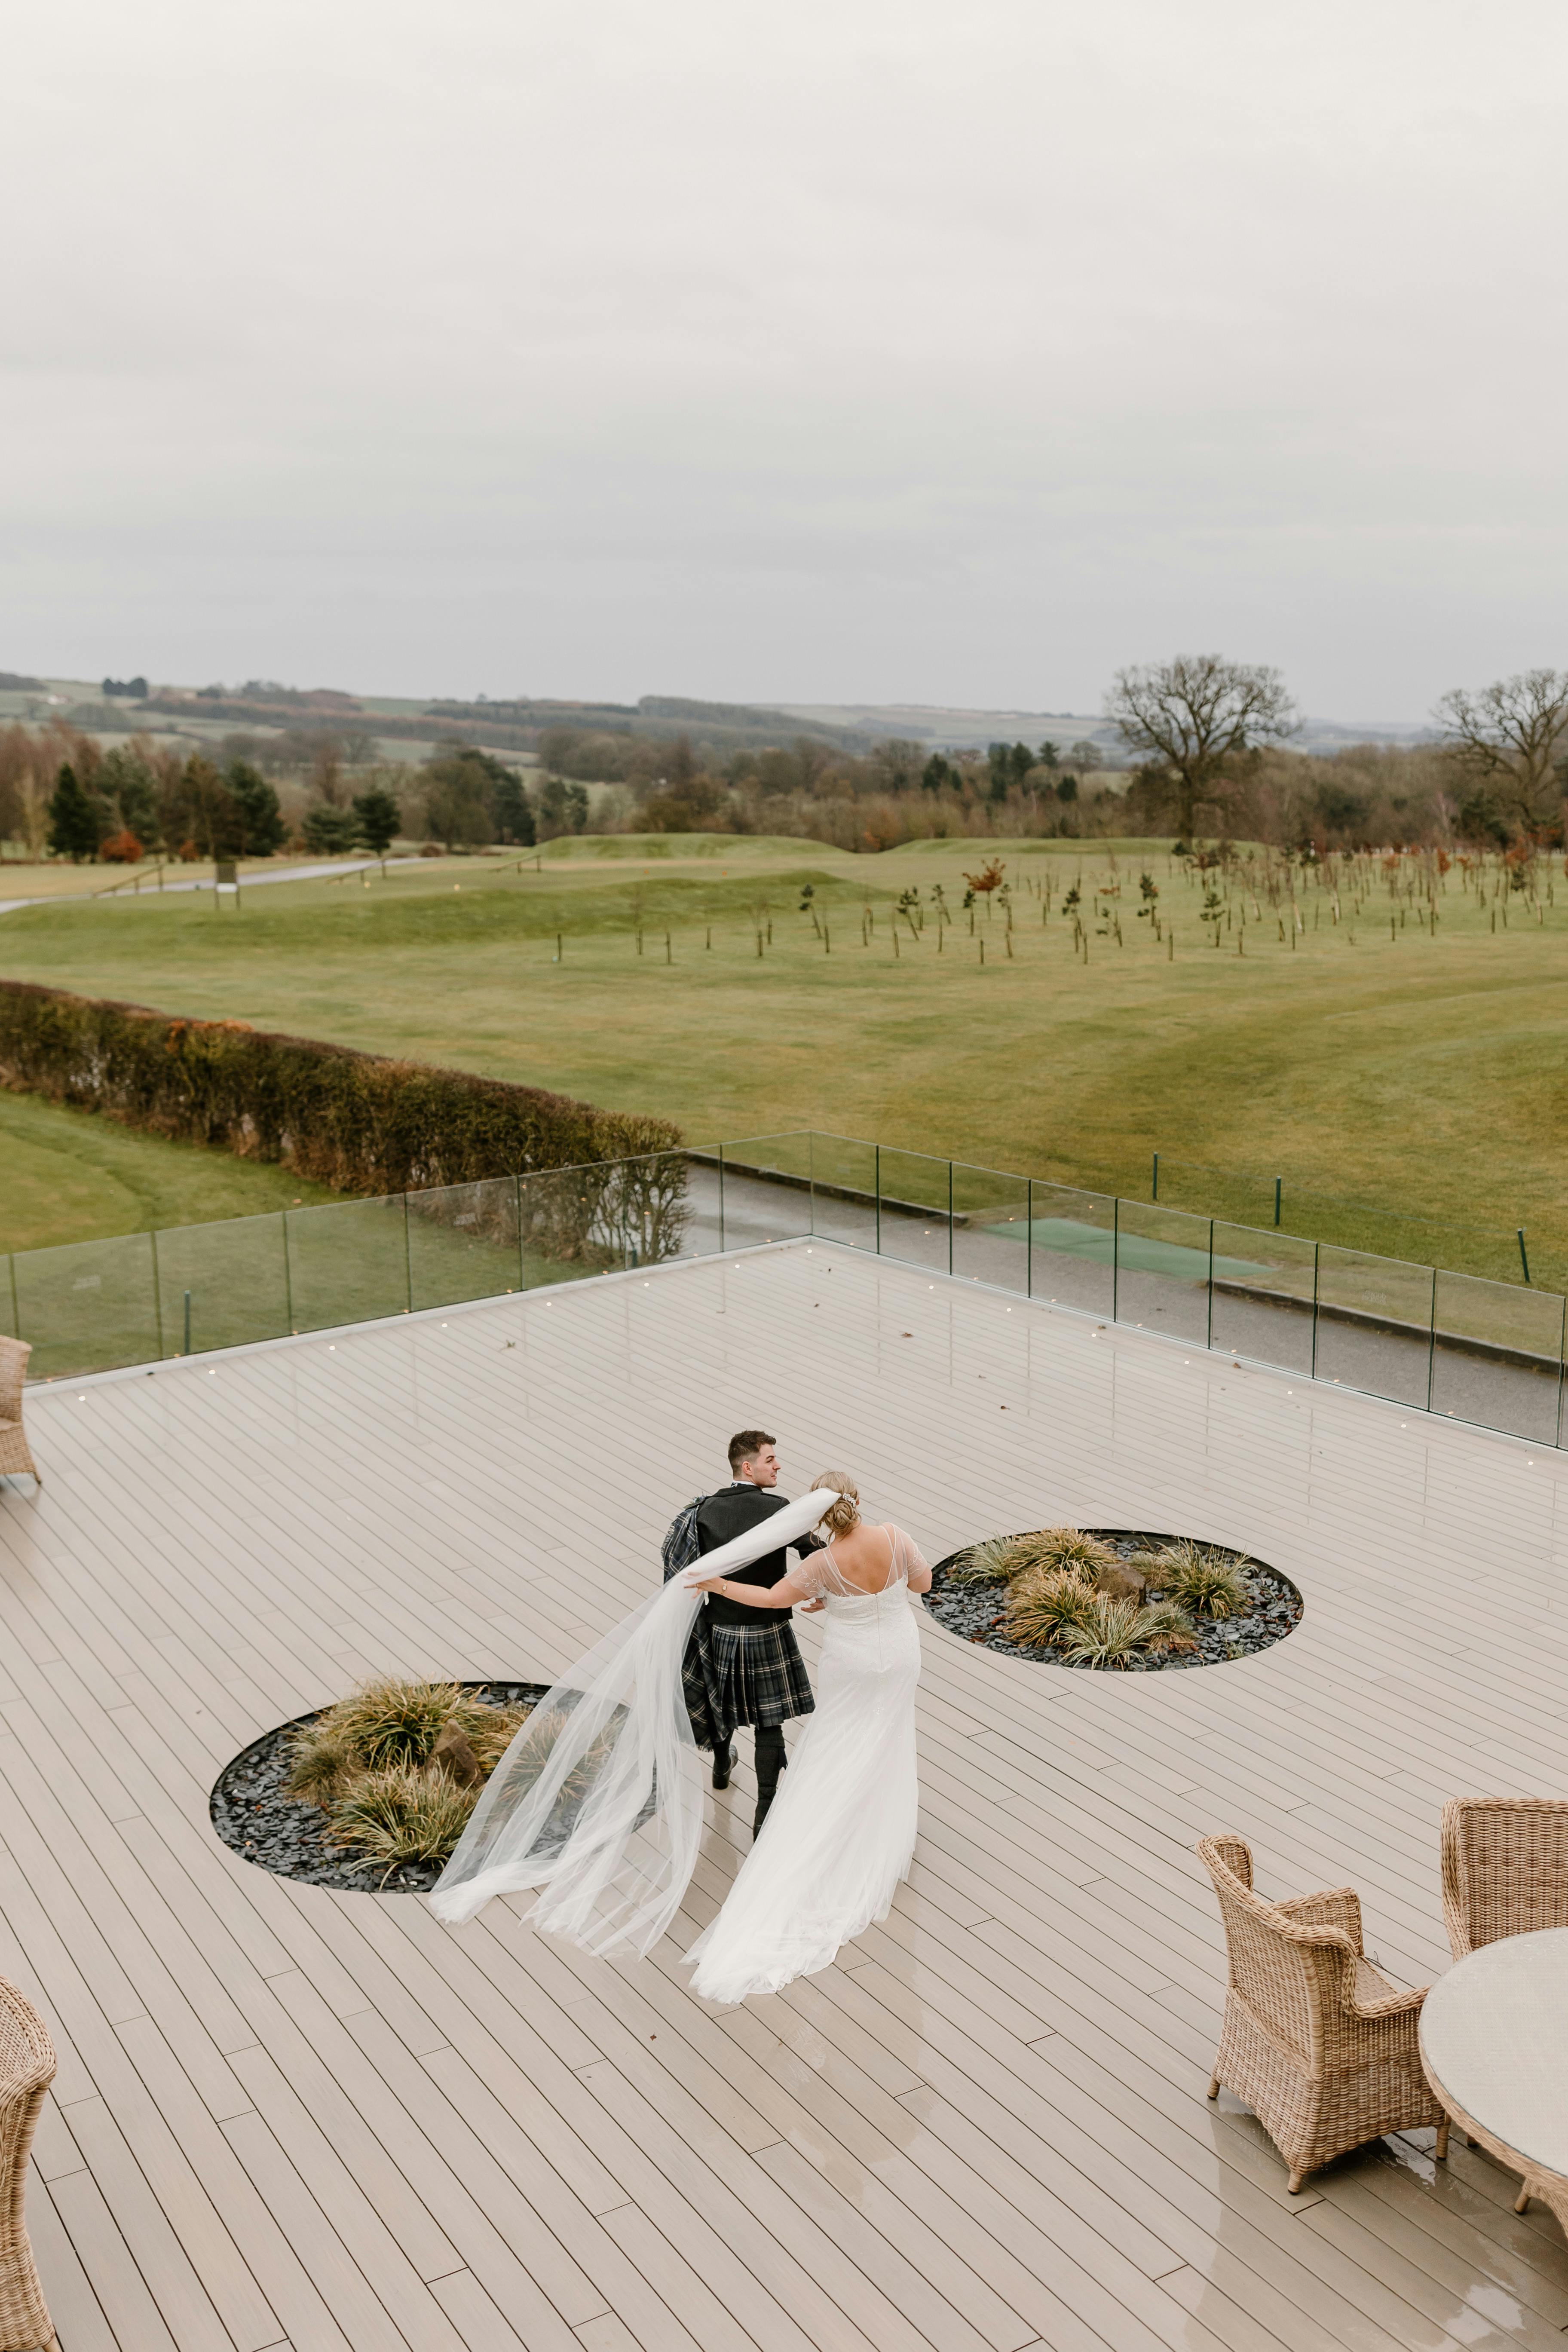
[0,978,681,1193]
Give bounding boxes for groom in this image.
[687,1429,821,1838]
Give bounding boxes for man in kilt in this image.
[684,1430,821,1838]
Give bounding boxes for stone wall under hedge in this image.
[0,978,681,1193]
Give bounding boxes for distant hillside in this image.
[772,701,1435,756]
[421,694,864,754]
[3,670,1436,766]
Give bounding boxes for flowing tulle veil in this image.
[428,1486,839,1955]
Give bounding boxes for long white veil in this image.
[428,1486,838,1954]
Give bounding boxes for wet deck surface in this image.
[4,1239,1568,2352]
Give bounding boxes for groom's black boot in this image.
[711,1741,733,1792]
[753,1726,786,1838]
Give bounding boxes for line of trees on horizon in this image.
[6,659,1568,863]
[511,658,1568,856]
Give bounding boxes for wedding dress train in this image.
[428,1486,842,1951]
[684,1526,925,2004]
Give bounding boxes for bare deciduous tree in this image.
[792,735,833,794]
[1434,670,1568,830]
[869,738,925,793]
[1105,655,1297,836]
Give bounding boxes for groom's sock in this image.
[753,1726,786,1835]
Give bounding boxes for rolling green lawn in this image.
[2,832,1565,1287]
[0,1090,338,1254]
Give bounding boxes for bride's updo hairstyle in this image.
[811,1471,861,1536]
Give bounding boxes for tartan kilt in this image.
[682,1613,815,1751]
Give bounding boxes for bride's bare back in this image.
[819,1522,933,1596]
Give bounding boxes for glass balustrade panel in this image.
[1207,1222,1317,1374]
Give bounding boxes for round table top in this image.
[1420,1927,1568,2180]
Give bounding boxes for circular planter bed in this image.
[210,1681,548,1894]
[924,1529,1300,1671]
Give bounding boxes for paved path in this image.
[0,856,432,915]
[3,1243,1568,2351]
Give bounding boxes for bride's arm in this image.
[687,1564,818,1607]
[896,1529,934,1593]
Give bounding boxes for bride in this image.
[429,1471,931,2003]
[683,1472,930,2003]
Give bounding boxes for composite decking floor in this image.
[3,1240,1568,2352]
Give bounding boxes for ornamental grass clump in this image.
[1136,1599,1198,1655]
[1150,1542,1248,1620]
[328,1766,477,1877]
[285,1678,531,1873]
[1056,1594,1196,1669]
[1005,1566,1102,1650]
[1003,1562,1197,1667]
[946,1537,1016,1585]
[1003,1526,1120,1582]
[1058,1595,1148,1669]
[316,1677,521,1774]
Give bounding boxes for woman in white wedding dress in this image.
[683,1473,931,2003]
[429,1471,929,2005]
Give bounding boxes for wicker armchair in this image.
[1198,1833,1446,2192]
[0,1341,39,1489]
[0,1977,56,2352]
[1441,1797,1568,1960]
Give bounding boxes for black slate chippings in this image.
[923,1529,1302,1670]
[209,1680,548,1893]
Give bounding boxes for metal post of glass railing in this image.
[1206,1219,1214,1348]
[282,1211,295,1335]
[1425,1265,1436,1412]
[150,1227,166,1359]
[1112,1197,1120,1321]
[718,1145,726,1253]
[875,1146,882,1256]
[1310,1242,1320,1378]
[403,1193,414,1315]
[1026,1180,1033,1298]
[948,1161,954,1276]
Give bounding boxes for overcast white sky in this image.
[6,0,1565,717]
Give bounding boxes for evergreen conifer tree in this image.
[225,760,286,855]
[99,747,160,847]
[350,785,402,860]
[490,771,536,846]
[47,764,105,861]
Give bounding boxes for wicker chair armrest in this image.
[1344,1978,1428,2022]
[1275,1886,1363,1949]
[1439,1800,1474,1960]
[1442,1906,1475,1961]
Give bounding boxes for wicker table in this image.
[1420,1926,1568,2230]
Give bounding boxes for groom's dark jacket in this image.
[695,1484,821,1626]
